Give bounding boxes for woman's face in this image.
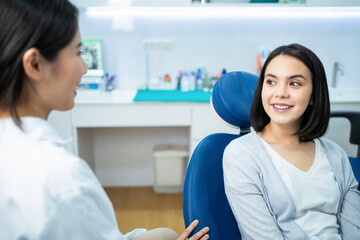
[261,55,313,130]
[40,28,87,113]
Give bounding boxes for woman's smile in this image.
[272,103,293,111]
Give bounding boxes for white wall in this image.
[79,7,360,89]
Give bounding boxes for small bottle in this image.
[189,71,196,91]
[177,71,183,90]
[181,72,190,92]
[196,68,203,90]
[201,67,210,91]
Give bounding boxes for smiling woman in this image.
[223,44,360,240]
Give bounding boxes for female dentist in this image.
[0,0,209,239]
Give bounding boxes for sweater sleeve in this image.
[223,139,284,240]
[337,147,360,239]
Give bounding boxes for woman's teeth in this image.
[274,105,290,110]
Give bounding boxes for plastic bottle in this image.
[196,68,204,90]
[177,71,183,90]
[201,67,210,91]
[181,72,190,92]
[189,71,196,91]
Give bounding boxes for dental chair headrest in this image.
[211,71,259,129]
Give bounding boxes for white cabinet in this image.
[47,101,237,186]
[48,98,360,186]
[71,103,191,127]
[68,102,238,159]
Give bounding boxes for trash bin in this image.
[153,145,188,194]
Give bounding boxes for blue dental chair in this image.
[182,71,258,240]
[182,71,360,239]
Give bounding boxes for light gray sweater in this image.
[223,131,360,240]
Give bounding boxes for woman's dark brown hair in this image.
[250,43,330,141]
[0,0,78,127]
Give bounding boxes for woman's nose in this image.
[275,83,289,98]
[81,57,88,75]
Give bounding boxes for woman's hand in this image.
[177,220,209,240]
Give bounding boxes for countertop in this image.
[74,88,360,104]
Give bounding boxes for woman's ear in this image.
[22,48,43,83]
[309,98,314,105]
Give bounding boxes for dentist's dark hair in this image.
[250,43,330,141]
[0,0,78,127]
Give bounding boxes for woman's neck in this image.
[0,110,11,119]
[16,103,49,120]
[0,106,48,120]
[15,84,50,120]
[258,122,301,146]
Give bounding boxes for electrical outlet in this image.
[143,40,173,51]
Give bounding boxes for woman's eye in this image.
[290,81,301,86]
[266,79,275,85]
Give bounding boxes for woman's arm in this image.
[338,148,360,239]
[223,143,284,240]
[340,190,360,239]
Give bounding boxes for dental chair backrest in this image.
[182,71,258,240]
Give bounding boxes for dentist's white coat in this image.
[0,117,146,240]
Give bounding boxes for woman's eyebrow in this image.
[76,42,82,49]
[265,73,306,80]
[265,73,277,78]
[289,74,306,80]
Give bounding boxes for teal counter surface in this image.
[133,89,211,102]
